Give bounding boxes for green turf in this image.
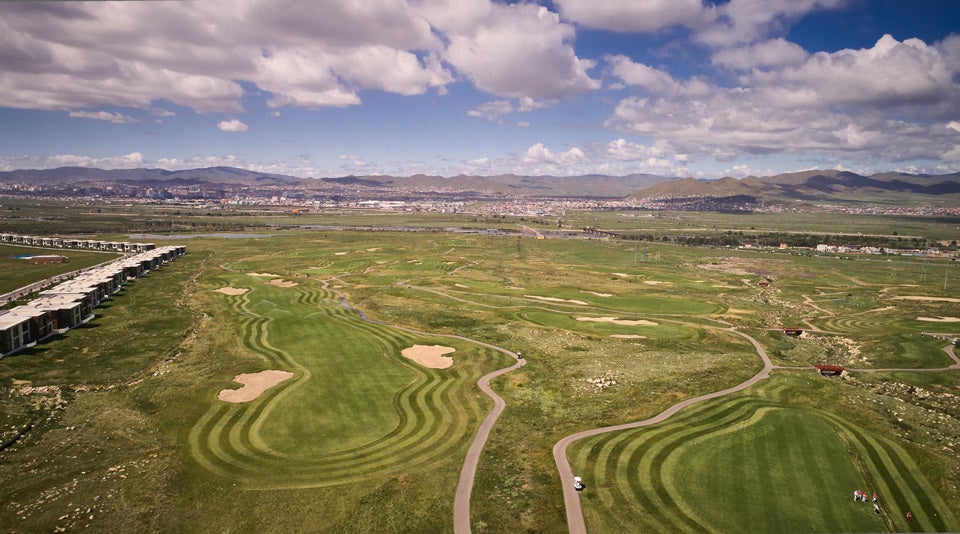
[570,374,959,533]
[0,243,121,297]
[1,213,958,532]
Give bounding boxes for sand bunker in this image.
[610,334,646,339]
[247,272,280,277]
[215,287,249,296]
[335,252,348,256]
[918,316,960,322]
[266,279,298,288]
[582,291,613,297]
[526,295,589,305]
[218,370,294,403]
[367,248,381,252]
[402,345,455,369]
[455,283,469,288]
[644,280,669,286]
[506,286,524,290]
[892,296,960,303]
[612,273,630,277]
[577,316,658,326]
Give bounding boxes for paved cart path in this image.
[553,328,774,534]
[324,278,525,534]
[553,335,960,534]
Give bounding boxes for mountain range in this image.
[628,169,960,204]
[2,166,959,203]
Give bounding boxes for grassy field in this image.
[1,211,958,532]
[0,243,120,297]
[569,373,958,533]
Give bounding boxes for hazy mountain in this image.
[4,166,959,202]
[627,170,960,204]
[0,166,301,187]
[323,172,667,196]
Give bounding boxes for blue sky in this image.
[1,0,958,179]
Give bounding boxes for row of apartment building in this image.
[0,233,156,253]
[0,245,186,358]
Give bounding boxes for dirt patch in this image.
[455,283,469,288]
[581,291,612,297]
[218,370,294,403]
[335,252,348,256]
[366,248,381,252]
[577,316,658,326]
[526,295,589,305]
[506,286,524,290]
[644,280,669,286]
[401,345,455,369]
[215,287,249,296]
[918,316,960,322]
[611,273,630,277]
[266,279,298,288]
[892,296,960,303]
[248,272,280,277]
[610,334,646,339]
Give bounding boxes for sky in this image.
[0,0,959,179]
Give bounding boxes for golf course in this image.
[1,208,959,532]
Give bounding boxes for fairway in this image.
[570,374,959,533]
[189,273,512,488]
[2,224,958,533]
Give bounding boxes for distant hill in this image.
[627,170,960,204]
[322,172,666,196]
[0,166,301,187]
[4,166,959,202]
[0,166,667,197]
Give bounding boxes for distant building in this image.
[26,255,68,265]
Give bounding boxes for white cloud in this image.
[338,154,367,167]
[441,3,599,99]
[467,100,514,123]
[467,96,553,124]
[555,0,844,51]
[524,143,587,166]
[712,38,809,70]
[0,0,595,116]
[723,164,773,178]
[15,151,147,169]
[0,0,452,114]
[607,55,711,96]
[217,119,249,132]
[747,35,958,108]
[696,0,845,47]
[555,0,706,32]
[606,34,960,165]
[68,110,138,124]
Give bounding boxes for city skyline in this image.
[1,0,959,179]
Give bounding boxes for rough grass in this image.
[0,243,120,297]
[570,374,959,533]
[1,223,958,532]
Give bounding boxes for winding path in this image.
[324,278,525,533]
[553,328,774,534]
[453,356,525,534]
[553,333,959,533]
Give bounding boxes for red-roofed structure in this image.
[814,365,845,376]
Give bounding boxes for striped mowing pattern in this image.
[188,277,497,489]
